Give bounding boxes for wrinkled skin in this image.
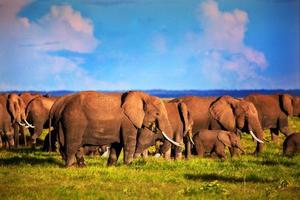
[245,94,300,141]
[174,96,265,154]
[0,93,27,148]
[26,96,58,149]
[283,133,300,157]
[193,130,244,160]
[138,101,193,160]
[50,91,174,167]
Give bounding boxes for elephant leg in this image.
[270,128,279,141]
[13,124,19,148]
[141,149,148,158]
[195,142,204,157]
[20,126,27,146]
[184,137,191,160]
[161,140,172,160]
[76,147,86,167]
[121,119,137,165]
[229,147,240,157]
[6,128,15,149]
[215,144,226,160]
[174,132,183,160]
[0,134,3,148]
[107,143,122,166]
[64,126,84,168]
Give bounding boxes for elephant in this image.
[283,132,300,156]
[25,95,58,149]
[49,91,179,167]
[193,130,245,160]
[173,96,264,154]
[17,92,41,146]
[0,93,32,148]
[137,100,194,160]
[19,92,41,107]
[244,94,300,141]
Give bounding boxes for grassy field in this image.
[0,118,300,200]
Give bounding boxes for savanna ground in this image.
[0,118,300,200]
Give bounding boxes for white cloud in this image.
[185,0,268,88]
[0,0,122,91]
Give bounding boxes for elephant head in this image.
[217,131,245,154]
[8,93,34,128]
[122,91,180,157]
[210,96,264,153]
[281,94,300,117]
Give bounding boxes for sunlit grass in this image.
[0,118,299,199]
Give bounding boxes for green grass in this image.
[1,118,300,199]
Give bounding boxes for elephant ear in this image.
[217,131,232,147]
[8,99,16,120]
[122,92,145,128]
[210,97,236,131]
[178,102,189,135]
[281,94,293,116]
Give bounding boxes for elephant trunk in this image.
[134,128,157,158]
[157,115,182,148]
[248,116,264,154]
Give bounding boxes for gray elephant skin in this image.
[49,91,178,167]
[193,130,245,160]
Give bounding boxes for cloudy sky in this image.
[0,0,299,90]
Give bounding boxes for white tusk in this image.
[189,135,195,145]
[18,121,26,127]
[249,131,264,144]
[161,131,182,147]
[24,119,35,128]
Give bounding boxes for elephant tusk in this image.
[249,131,264,144]
[24,119,35,128]
[188,135,195,145]
[18,121,26,127]
[161,131,182,147]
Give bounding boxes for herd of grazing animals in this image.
[0,91,299,167]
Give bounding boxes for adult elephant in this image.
[0,93,32,148]
[244,94,300,141]
[49,91,179,167]
[17,92,41,146]
[26,95,58,149]
[135,100,193,160]
[173,96,264,154]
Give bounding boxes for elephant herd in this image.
[0,91,299,167]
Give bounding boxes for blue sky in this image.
[0,0,299,90]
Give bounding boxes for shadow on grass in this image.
[0,155,63,166]
[0,147,62,167]
[185,173,278,183]
[251,159,297,167]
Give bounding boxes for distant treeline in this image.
[1,89,300,98]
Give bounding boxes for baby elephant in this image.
[283,133,300,157]
[193,130,244,160]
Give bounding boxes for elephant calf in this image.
[193,130,244,160]
[283,133,300,157]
